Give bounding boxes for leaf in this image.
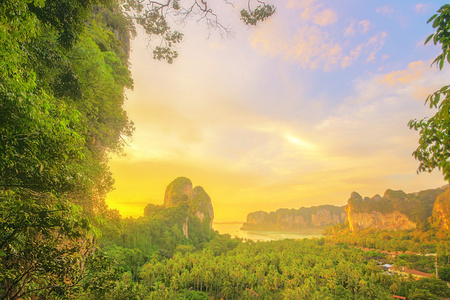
[427,14,438,24]
[433,16,441,28]
[425,34,434,45]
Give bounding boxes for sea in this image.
[212,222,324,242]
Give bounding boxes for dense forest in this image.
[1,0,450,299]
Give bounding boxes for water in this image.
[213,222,324,242]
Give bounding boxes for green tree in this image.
[122,0,275,63]
[0,0,132,298]
[409,4,450,181]
[440,267,450,281]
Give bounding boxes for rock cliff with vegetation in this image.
[345,186,449,231]
[144,177,214,239]
[432,188,450,231]
[241,205,346,231]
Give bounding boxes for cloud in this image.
[251,22,343,71]
[379,60,450,100]
[380,61,426,86]
[358,20,371,34]
[252,24,388,70]
[415,3,430,15]
[286,0,316,10]
[341,31,387,68]
[376,5,394,16]
[344,19,371,36]
[344,21,356,36]
[316,60,450,163]
[289,0,337,27]
[251,1,387,70]
[313,8,338,26]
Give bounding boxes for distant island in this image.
[242,186,450,232]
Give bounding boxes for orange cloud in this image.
[344,21,356,36]
[251,23,343,70]
[380,61,426,86]
[341,31,387,68]
[313,8,338,26]
[358,20,371,33]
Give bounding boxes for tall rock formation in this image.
[241,205,346,231]
[158,177,214,238]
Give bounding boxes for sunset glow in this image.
[106,0,448,222]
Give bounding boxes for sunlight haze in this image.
[106,0,449,222]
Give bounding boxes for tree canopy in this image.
[409,4,450,181]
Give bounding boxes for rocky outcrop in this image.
[241,205,346,231]
[182,217,189,239]
[346,208,416,231]
[164,177,193,207]
[312,209,346,226]
[432,188,450,230]
[245,211,269,225]
[189,186,214,229]
[346,186,449,231]
[159,177,214,238]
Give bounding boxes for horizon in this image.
[106,0,448,222]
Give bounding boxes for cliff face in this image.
[242,205,346,231]
[346,187,448,231]
[144,177,214,238]
[346,207,416,231]
[432,188,450,230]
[160,177,214,238]
[246,211,269,225]
[189,186,214,230]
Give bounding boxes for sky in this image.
[106,0,450,223]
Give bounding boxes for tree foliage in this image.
[122,0,275,63]
[409,4,450,181]
[0,0,133,298]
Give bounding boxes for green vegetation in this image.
[327,225,450,251]
[409,4,450,181]
[0,0,134,298]
[88,235,450,299]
